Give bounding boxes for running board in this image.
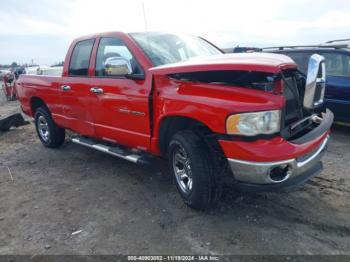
[71,137,150,165]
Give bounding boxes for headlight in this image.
[226,110,281,136]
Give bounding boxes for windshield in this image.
[130,32,222,66]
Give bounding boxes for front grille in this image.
[280,70,315,140]
[283,76,304,126]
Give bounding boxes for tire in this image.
[168,130,222,210]
[34,107,65,148]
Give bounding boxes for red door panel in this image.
[59,77,96,136]
[89,77,151,150]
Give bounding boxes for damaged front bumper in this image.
[228,135,328,191]
[221,109,334,192]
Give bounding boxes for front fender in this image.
[153,76,284,136]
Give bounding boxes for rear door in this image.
[60,39,97,136]
[89,37,151,150]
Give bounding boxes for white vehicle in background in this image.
[0,69,11,78]
[36,66,63,76]
[25,66,40,75]
[24,66,63,76]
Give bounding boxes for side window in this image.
[95,37,142,77]
[68,39,94,76]
[320,53,350,77]
[286,52,311,74]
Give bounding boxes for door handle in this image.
[90,87,104,94]
[61,85,71,91]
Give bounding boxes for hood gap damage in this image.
[168,70,276,92]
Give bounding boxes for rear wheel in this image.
[34,107,65,148]
[168,130,222,210]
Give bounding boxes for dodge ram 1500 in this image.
[16,32,333,209]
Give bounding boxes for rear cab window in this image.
[68,39,95,76]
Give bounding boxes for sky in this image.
[0,0,349,65]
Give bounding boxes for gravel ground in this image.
[0,97,349,255]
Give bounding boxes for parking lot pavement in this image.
[0,100,349,255]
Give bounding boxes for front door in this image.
[89,37,151,150]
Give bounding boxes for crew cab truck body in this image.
[16,32,333,209]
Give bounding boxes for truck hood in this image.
[149,53,296,75]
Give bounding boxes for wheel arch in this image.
[157,115,222,155]
[30,96,49,115]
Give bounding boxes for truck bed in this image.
[16,74,63,117]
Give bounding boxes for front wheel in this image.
[34,107,65,148]
[168,130,221,210]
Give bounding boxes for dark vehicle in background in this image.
[12,67,26,79]
[262,40,350,122]
[222,46,261,53]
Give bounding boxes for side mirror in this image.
[303,54,326,109]
[104,57,132,76]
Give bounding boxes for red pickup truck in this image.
[16,32,333,209]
